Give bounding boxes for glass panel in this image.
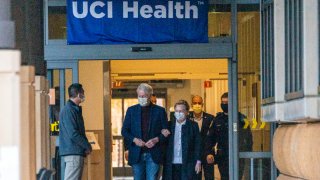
[154,97,165,108]
[237,9,272,153]
[111,99,123,136]
[112,137,124,167]
[241,158,271,180]
[124,98,138,115]
[208,4,231,38]
[51,70,61,136]
[237,4,272,180]
[112,98,138,169]
[48,6,67,39]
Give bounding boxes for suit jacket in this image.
[121,104,168,165]
[163,119,201,180]
[189,111,214,161]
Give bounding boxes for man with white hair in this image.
[122,83,169,180]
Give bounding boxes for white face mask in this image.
[174,112,185,121]
[138,97,149,106]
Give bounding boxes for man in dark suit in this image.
[163,100,202,180]
[121,83,169,180]
[189,95,215,180]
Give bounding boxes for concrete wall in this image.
[0,50,21,180]
[263,0,320,179]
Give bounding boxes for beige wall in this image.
[79,60,104,130]
[79,61,106,180]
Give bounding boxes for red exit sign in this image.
[204,81,212,88]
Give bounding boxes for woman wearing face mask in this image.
[163,100,202,180]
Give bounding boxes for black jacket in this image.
[189,111,214,161]
[163,119,201,180]
[205,112,253,163]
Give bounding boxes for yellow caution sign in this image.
[243,118,250,129]
[252,118,258,129]
[260,120,266,129]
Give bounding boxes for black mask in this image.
[221,103,228,113]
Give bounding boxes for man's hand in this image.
[195,161,202,174]
[161,129,171,137]
[145,137,159,148]
[206,154,214,164]
[124,150,129,161]
[133,138,145,147]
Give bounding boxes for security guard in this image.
[205,92,253,180]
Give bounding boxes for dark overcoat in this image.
[163,119,201,180]
[121,104,168,165]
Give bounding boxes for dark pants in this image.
[218,159,229,180]
[172,164,182,180]
[217,158,245,180]
[194,162,214,180]
[203,162,214,180]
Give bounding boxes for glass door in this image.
[47,63,78,180]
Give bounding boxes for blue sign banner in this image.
[67,0,208,44]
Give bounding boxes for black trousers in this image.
[194,162,215,180]
[172,164,182,180]
[217,158,245,180]
[218,160,229,180]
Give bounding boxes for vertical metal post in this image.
[228,59,234,179]
[270,123,277,180]
[59,69,66,109]
[72,61,79,83]
[231,1,239,180]
[250,158,254,180]
[43,0,49,45]
[47,69,53,124]
[103,61,113,179]
[0,0,15,48]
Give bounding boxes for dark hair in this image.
[68,83,84,98]
[221,92,228,100]
[174,100,190,111]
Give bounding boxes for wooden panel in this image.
[20,66,36,180]
[35,76,50,171]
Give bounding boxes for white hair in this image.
[136,83,153,96]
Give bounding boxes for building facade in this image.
[261,0,320,179]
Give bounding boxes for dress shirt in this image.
[172,120,186,164]
[193,112,203,132]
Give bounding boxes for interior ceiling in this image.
[110,59,228,81]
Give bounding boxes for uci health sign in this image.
[67,0,208,44]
